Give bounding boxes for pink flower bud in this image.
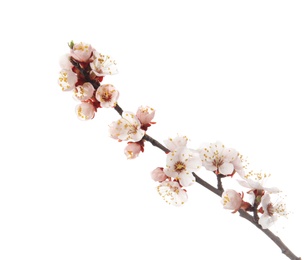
[136,106,155,125]
[59,54,73,70]
[124,142,142,159]
[75,102,95,120]
[151,167,167,182]
[74,82,95,101]
[221,189,243,213]
[70,42,93,62]
[58,69,77,91]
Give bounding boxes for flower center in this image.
[267,203,274,216]
[174,161,186,173]
[102,91,112,102]
[213,157,223,167]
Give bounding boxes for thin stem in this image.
[216,174,224,192]
[194,172,222,197]
[69,57,100,89]
[143,134,170,153]
[114,103,123,116]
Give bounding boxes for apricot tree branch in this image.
[71,59,301,260]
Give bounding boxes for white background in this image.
[0,0,306,259]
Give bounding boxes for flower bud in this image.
[75,102,95,120]
[221,189,243,213]
[136,106,155,125]
[124,142,142,159]
[151,167,167,182]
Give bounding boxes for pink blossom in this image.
[109,121,125,140]
[258,193,287,229]
[95,84,119,108]
[164,135,188,152]
[124,142,142,159]
[73,82,95,101]
[164,147,201,187]
[75,102,95,120]
[59,54,73,70]
[90,51,118,76]
[136,106,155,125]
[58,69,77,91]
[198,141,243,175]
[221,189,243,213]
[109,112,145,141]
[70,42,93,62]
[151,167,167,182]
[157,181,188,206]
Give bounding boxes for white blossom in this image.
[109,112,145,142]
[199,141,244,175]
[259,193,287,229]
[95,84,119,108]
[157,181,188,206]
[58,69,77,91]
[164,147,201,187]
[164,135,188,152]
[90,51,118,76]
[237,171,280,194]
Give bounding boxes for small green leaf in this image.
[68,40,74,49]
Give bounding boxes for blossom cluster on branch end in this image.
[58,41,118,120]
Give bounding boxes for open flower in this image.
[58,69,77,91]
[157,180,188,206]
[70,42,93,62]
[95,84,119,108]
[109,112,145,141]
[237,171,280,194]
[109,121,125,140]
[199,141,243,175]
[258,193,287,229]
[73,82,95,101]
[164,135,188,152]
[164,147,201,187]
[90,51,118,76]
[75,102,95,120]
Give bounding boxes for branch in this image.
[69,58,301,260]
[216,174,224,192]
[142,134,301,260]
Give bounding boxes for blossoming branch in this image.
[57,41,301,260]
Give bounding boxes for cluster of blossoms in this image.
[58,41,288,229]
[151,139,245,206]
[57,41,155,158]
[150,138,287,229]
[58,41,119,120]
[109,106,156,159]
[151,135,202,206]
[222,171,288,229]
